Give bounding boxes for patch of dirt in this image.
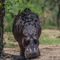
[42,29,60,33]
[0,44,60,60]
[41,29,60,39]
[1,29,60,60]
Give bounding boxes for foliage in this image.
[4,0,59,32]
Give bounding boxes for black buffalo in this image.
[12,8,41,60]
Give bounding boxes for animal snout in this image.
[25,47,40,58]
[29,48,37,55]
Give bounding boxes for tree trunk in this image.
[0,0,5,56]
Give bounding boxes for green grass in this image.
[4,43,18,48]
[39,37,60,44]
[39,29,60,44]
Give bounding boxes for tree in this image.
[48,0,60,28]
[0,0,5,56]
[57,4,60,29]
[40,0,60,28]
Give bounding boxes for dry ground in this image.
[1,44,60,60]
[0,29,60,60]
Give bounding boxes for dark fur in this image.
[12,8,41,60]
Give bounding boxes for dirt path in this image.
[0,44,60,60]
[1,29,60,60]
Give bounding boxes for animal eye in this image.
[23,38,30,46]
[34,39,37,44]
[33,36,38,44]
[26,37,30,42]
[24,36,30,46]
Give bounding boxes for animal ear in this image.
[23,29,27,35]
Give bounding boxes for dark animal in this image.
[12,8,41,60]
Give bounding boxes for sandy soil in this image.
[0,29,60,60]
[0,44,60,60]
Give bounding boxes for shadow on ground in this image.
[0,54,39,60]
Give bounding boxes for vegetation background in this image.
[4,0,59,32]
[3,0,60,47]
[0,0,60,59]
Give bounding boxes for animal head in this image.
[22,25,40,58]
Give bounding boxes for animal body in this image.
[12,8,41,60]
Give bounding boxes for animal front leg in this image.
[19,48,29,60]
